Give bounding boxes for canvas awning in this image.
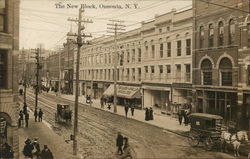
[103,84,141,99]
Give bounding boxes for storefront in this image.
[103,84,142,108]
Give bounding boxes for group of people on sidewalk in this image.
[34,108,43,122]
[124,103,135,118]
[116,132,132,159]
[23,137,53,159]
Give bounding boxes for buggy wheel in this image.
[204,137,213,151]
[187,134,199,147]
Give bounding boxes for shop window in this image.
[201,59,212,85]
[208,24,214,47]
[219,58,232,86]
[0,50,7,88]
[218,21,224,46]
[200,26,205,48]
[177,40,181,56]
[186,39,191,55]
[167,42,171,57]
[229,19,235,45]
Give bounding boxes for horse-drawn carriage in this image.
[187,113,249,157]
[187,113,223,150]
[55,103,72,124]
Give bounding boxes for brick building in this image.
[0,0,20,158]
[192,0,250,129]
[74,8,193,111]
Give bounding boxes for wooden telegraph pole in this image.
[107,20,125,113]
[68,8,92,155]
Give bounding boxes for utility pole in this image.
[31,48,40,110]
[68,8,92,156]
[58,49,61,96]
[90,69,93,107]
[107,20,125,113]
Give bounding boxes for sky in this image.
[20,0,192,50]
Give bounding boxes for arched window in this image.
[219,57,232,86]
[0,0,6,32]
[208,24,214,47]
[201,59,212,85]
[229,19,235,45]
[218,21,224,46]
[200,26,205,48]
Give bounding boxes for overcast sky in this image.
[20,0,192,50]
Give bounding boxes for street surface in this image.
[22,89,233,159]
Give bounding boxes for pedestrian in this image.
[1,142,14,159]
[32,137,40,158]
[116,132,124,155]
[120,137,132,159]
[183,110,188,126]
[107,103,111,110]
[149,107,154,120]
[23,138,34,159]
[177,110,183,125]
[34,108,38,122]
[130,104,135,116]
[40,145,53,159]
[124,105,129,118]
[145,108,150,121]
[24,111,29,128]
[38,109,43,122]
[23,103,28,115]
[100,96,104,108]
[104,97,107,106]
[18,110,24,128]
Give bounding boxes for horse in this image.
[221,130,249,157]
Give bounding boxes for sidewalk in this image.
[49,92,190,136]
[18,110,81,159]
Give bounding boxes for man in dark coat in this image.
[38,109,43,122]
[145,108,150,121]
[130,104,135,116]
[116,132,124,155]
[149,107,154,120]
[2,143,14,159]
[32,137,41,158]
[24,111,29,128]
[100,96,104,108]
[34,108,38,122]
[18,110,24,128]
[23,139,34,158]
[40,145,53,159]
[124,105,129,118]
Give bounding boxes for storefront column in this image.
[237,90,244,129]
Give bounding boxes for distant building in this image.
[0,0,20,158]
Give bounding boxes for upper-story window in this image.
[167,42,171,57]
[247,24,250,47]
[186,39,191,55]
[127,51,130,63]
[119,51,124,66]
[132,49,135,63]
[208,24,214,47]
[159,65,163,74]
[160,43,163,58]
[138,48,141,62]
[0,0,6,32]
[151,44,155,58]
[177,40,181,56]
[218,21,224,46]
[200,26,205,48]
[201,59,212,85]
[145,66,148,73]
[0,50,7,88]
[219,57,232,86]
[144,41,148,58]
[229,19,235,45]
[151,66,155,74]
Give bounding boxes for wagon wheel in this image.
[204,137,213,151]
[187,133,199,147]
[55,113,58,122]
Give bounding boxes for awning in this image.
[103,84,141,99]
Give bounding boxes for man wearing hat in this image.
[32,137,40,158]
[40,145,53,159]
[23,138,34,158]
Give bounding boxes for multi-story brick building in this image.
[0,0,20,158]
[192,0,250,129]
[74,8,193,111]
